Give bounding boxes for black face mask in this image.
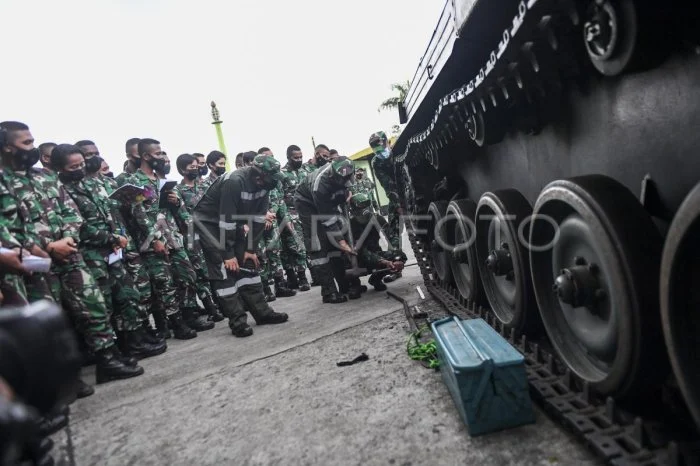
[104,172,114,178]
[261,176,279,191]
[289,159,302,170]
[356,173,364,180]
[162,164,171,175]
[316,157,328,168]
[148,157,166,173]
[185,169,199,181]
[59,168,85,184]
[198,166,208,177]
[15,148,41,170]
[213,166,226,176]
[85,156,103,174]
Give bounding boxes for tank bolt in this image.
[574,256,586,266]
[554,270,576,305]
[588,263,599,274]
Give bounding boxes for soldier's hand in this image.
[391,261,405,272]
[0,250,29,276]
[338,240,356,256]
[243,251,260,269]
[265,211,276,222]
[167,192,179,206]
[28,245,49,259]
[48,238,78,261]
[224,257,239,272]
[153,240,168,255]
[265,220,273,231]
[116,235,128,249]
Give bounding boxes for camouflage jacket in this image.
[3,167,83,250]
[63,179,123,262]
[268,185,289,224]
[0,171,35,250]
[371,157,398,202]
[87,175,139,255]
[125,170,187,251]
[280,163,309,211]
[350,177,377,207]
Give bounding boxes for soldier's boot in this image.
[296,267,311,292]
[152,310,172,339]
[119,330,167,360]
[202,296,225,322]
[312,265,347,304]
[141,318,167,345]
[218,293,253,337]
[285,267,299,289]
[240,285,289,325]
[95,346,145,384]
[111,344,139,367]
[263,282,276,302]
[369,272,388,291]
[347,277,363,300]
[183,307,214,332]
[309,265,321,287]
[383,272,402,283]
[168,312,197,340]
[274,273,296,298]
[76,379,94,399]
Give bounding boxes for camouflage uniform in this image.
[279,162,312,289]
[174,180,221,317]
[119,170,181,320]
[369,132,402,251]
[64,178,142,332]
[124,170,200,318]
[98,174,152,323]
[3,167,116,352]
[351,176,378,209]
[258,186,296,298]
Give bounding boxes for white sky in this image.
[4,0,443,176]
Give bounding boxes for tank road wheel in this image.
[447,199,484,304]
[475,190,539,334]
[661,182,700,431]
[428,201,454,284]
[582,0,669,76]
[530,175,667,400]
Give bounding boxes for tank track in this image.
[408,234,699,465]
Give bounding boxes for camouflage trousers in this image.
[142,251,179,317]
[384,201,402,251]
[123,248,153,321]
[186,240,216,307]
[259,227,284,284]
[85,251,143,332]
[0,274,28,306]
[169,248,198,310]
[280,211,307,269]
[46,256,116,352]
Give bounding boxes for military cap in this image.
[369,131,388,148]
[350,192,371,210]
[331,157,354,178]
[253,154,285,182]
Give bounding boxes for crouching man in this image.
[193,154,288,337]
[347,193,404,294]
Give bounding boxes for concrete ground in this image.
[53,238,599,466]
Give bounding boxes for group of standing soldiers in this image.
[0,120,406,399]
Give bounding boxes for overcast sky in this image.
[3,0,443,176]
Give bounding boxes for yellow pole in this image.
[211,101,230,171]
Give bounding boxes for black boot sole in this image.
[173,331,197,340]
[129,344,168,360]
[231,327,253,337]
[298,285,311,292]
[95,366,145,385]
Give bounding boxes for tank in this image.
[393,0,700,460]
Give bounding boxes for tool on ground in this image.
[387,290,422,332]
[336,353,369,367]
[366,261,418,275]
[341,206,368,278]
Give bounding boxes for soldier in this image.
[368,131,407,282]
[294,156,358,303]
[193,154,289,337]
[193,153,207,179]
[280,145,311,291]
[38,142,57,176]
[347,193,405,293]
[202,150,227,190]
[0,121,142,386]
[55,144,165,360]
[153,153,215,332]
[100,158,113,178]
[234,153,244,169]
[174,153,224,321]
[115,138,141,185]
[351,167,378,210]
[256,147,296,300]
[120,138,197,340]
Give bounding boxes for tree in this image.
[378,80,410,113]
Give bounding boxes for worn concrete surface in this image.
[53,235,600,466]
